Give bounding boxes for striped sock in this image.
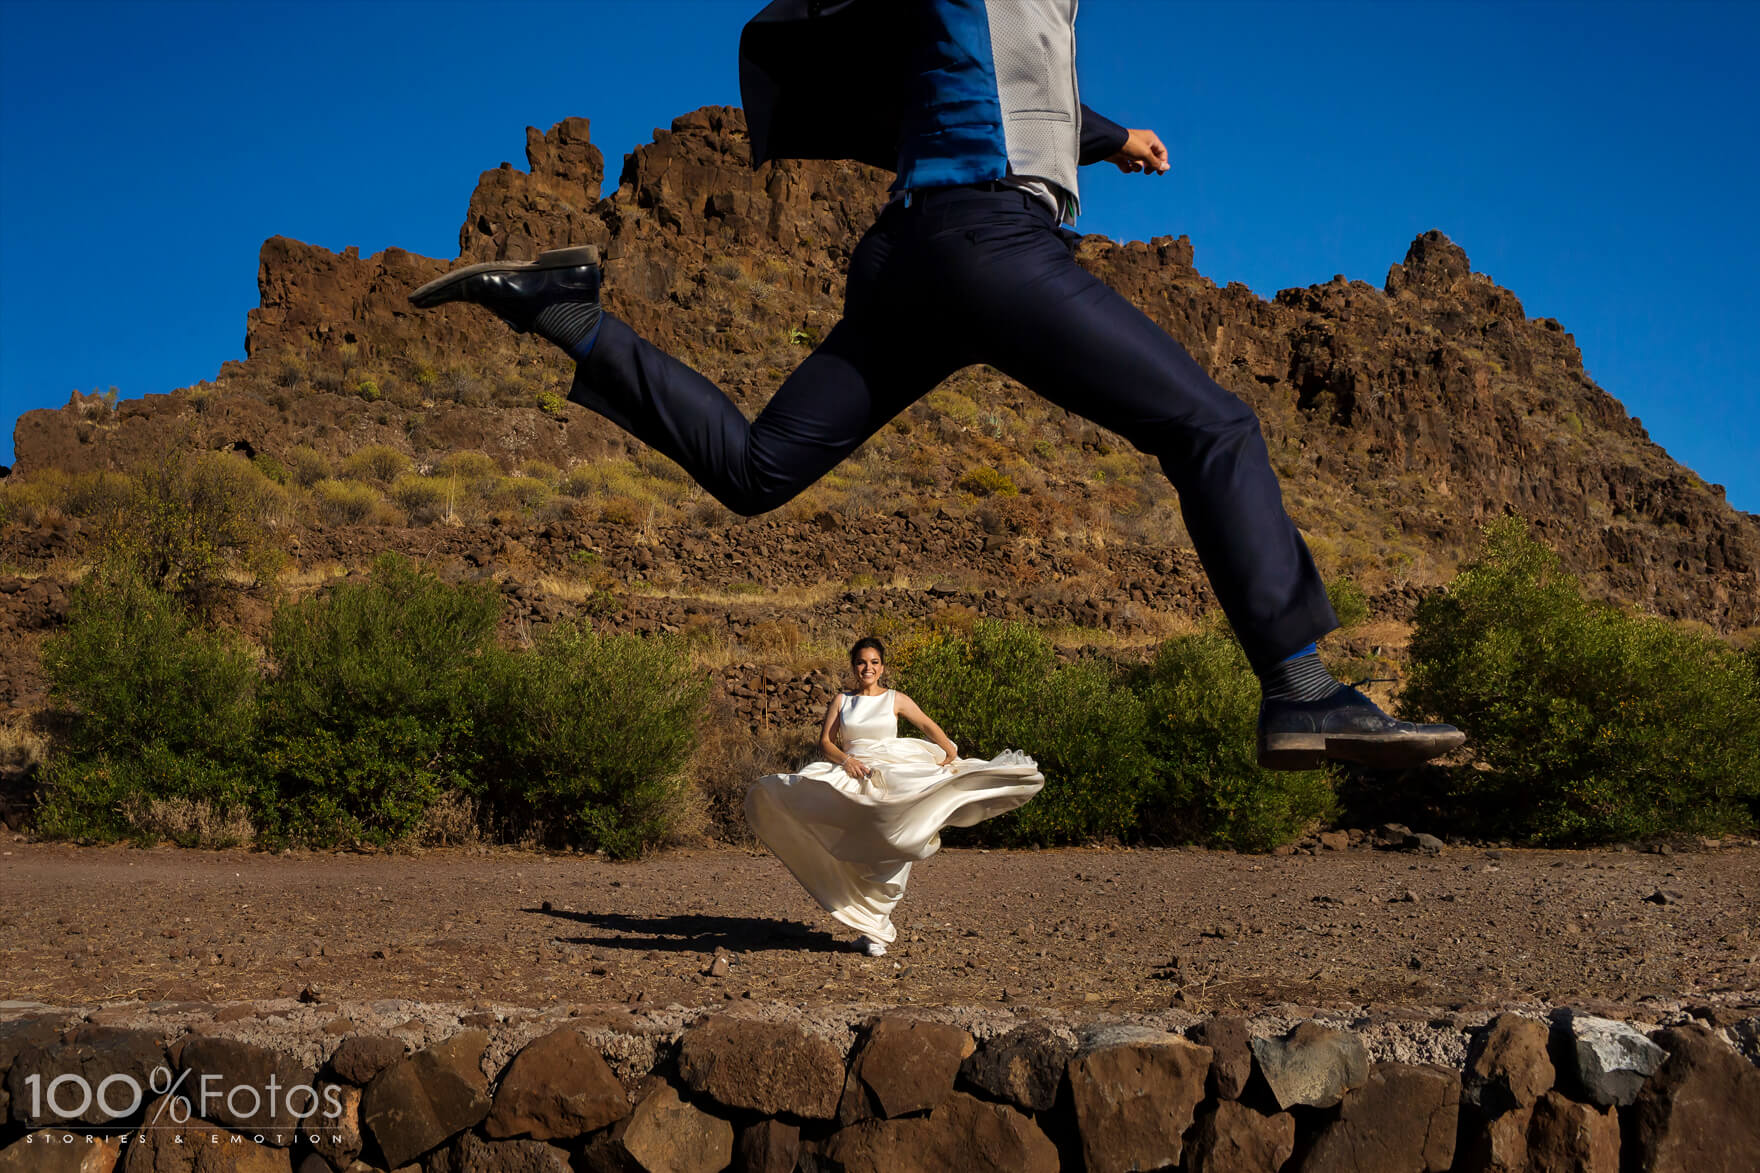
[532,300,602,362]
[1259,643,1344,702]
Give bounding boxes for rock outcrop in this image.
[10,104,1759,637]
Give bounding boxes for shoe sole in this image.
[408,245,601,307]
[1258,729,1467,771]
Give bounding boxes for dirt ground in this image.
[3,837,1757,1019]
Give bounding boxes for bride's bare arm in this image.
[894,692,958,765]
[820,696,870,778]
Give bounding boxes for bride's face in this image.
[851,648,884,689]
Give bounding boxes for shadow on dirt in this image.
[534,907,847,955]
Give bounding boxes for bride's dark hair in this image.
[849,636,886,665]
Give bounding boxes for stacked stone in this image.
[2,1009,1758,1171]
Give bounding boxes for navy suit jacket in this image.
[738,0,1127,175]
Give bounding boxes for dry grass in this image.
[691,704,821,843]
[1039,617,1196,655]
[279,560,349,591]
[118,796,256,849]
[1346,617,1415,652]
[534,574,603,604]
[0,717,48,775]
[417,791,484,847]
[635,581,850,609]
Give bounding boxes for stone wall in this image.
[2,1003,1756,1172]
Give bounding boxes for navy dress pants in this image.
[570,184,1337,671]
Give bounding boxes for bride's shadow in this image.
[533,907,844,955]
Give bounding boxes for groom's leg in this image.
[571,312,953,516]
[571,205,954,515]
[926,192,1336,672]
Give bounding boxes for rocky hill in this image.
[5,106,1756,720]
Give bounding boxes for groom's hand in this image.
[1109,128,1169,175]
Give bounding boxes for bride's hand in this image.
[842,756,869,780]
[937,743,957,766]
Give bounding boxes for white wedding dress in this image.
[744,688,1044,945]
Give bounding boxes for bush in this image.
[1134,630,1336,850]
[957,467,1019,498]
[1403,518,1760,843]
[35,558,258,841]
[35,746,256,846]
[891,620,1336,850]
[285,445,331,487]
[1326,576,1370,629]
[62,470,135,519]
[31,553,720,853]
[254,555,500,846]
[475,625,710,857]
[253,453,289,485]
[104,450,285,611]
[313,478,380,525]
[491,475,552,512]
[42,558,257,756]
[390,473,451,517]
[895,622,1154,845]
[559,466,598,498]
[437,451,500,482]
[340,444,411,485]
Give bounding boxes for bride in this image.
[745,637,1044,956]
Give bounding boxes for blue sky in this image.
[2,1,1756,513]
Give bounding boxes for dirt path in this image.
[4,838,1757,1019]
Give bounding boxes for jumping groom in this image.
[408,0,1466,770]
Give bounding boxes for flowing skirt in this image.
[744,737,1043,944]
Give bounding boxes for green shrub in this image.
[340,444,411,485]
[34,747,256,846]
[895,622,1153,845]
[1326,576,1370,629]
[254,555,500,846]
[437,451,500,482]
[475,625,709,857]
[535,390,567,417]
[285,445,331,488]
[253,716,466,848]
[35,558,258,841]
[390,473,451,516]
[957,467,1019,498]
[253,454,289,485]
[1134,630,1336,850]
[33,553,724,853]
[559,467,597,498]
[1403,518,1760,843]
[521,461,563,486]
[42,558,257,755]
[491,475,552,512]
[313,478,379,525]
[62,471,135,519]
[102,450,285,611]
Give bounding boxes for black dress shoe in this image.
[407,245,601,334]
[1257,686,1465,770]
